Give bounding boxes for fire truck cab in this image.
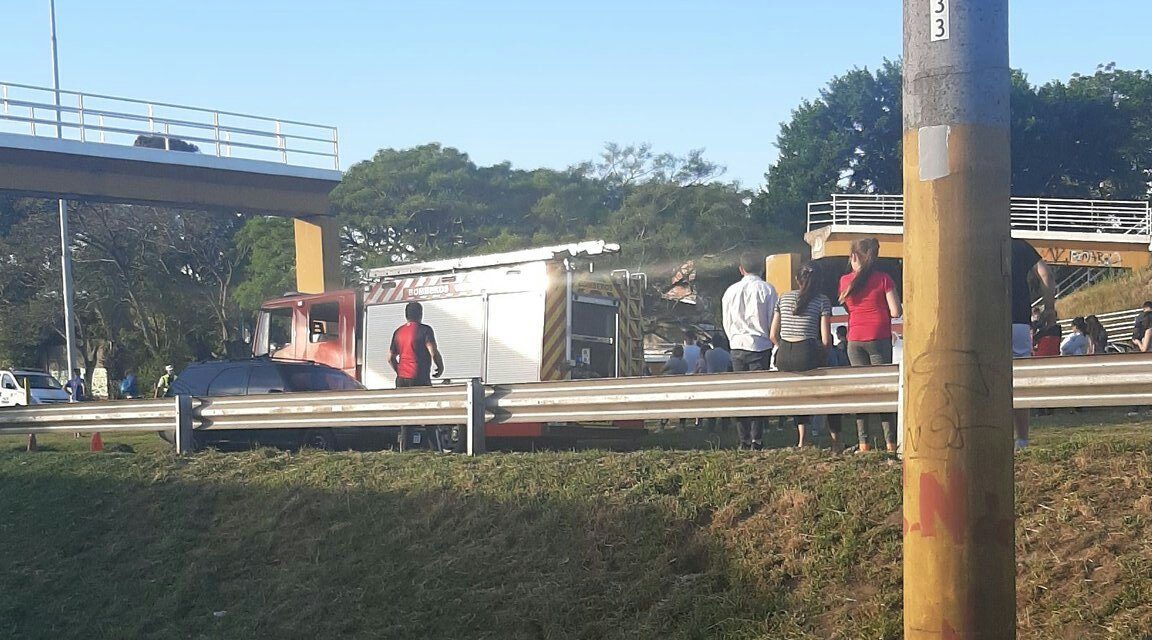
[253,241,646,394]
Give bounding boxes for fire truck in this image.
[252,240,646,441]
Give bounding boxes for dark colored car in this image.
[165,358,383,451]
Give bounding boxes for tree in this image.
[754,61,1152,233]
[753,60,903,236]
[232,217,296,312]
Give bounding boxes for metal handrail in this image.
[0,80,339,170]
[807,194,1152,237]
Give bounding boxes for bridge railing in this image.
[808,194,1151,238]
[0,81,339,170]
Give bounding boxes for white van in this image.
[0,369,71,407]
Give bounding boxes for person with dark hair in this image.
[1084,315,1109,354]
[64,369,86,403]
[1132,302,1152,352]
[389,302,445,451]
[1010,238,1055,450]
[389,302,444,387]
[663,344,689,375]
[770,263,832,448]
[694,342,711,374]
[838,237,901,452]
[1031,316,1061,357]
[722,252,779,450]
[1060,317,1090,355]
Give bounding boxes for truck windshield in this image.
[15,374,63,390]
[255,307,294,357]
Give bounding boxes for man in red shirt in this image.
[389,302,445,387]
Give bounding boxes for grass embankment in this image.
[1058,267,1151,318]
[1,416,1151,639]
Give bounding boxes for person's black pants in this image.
[731,349,770,448]
[396,376,432,450]
[775,339,824,427]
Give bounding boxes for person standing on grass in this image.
[389,301,445,387]
[838,238,901,452]
[64,369,86,402]
[155,365,176,398]
[705,334,733,374]
[1132,302,1152,352]
[681,332,701,375]
[1060,317,1090,356]
[1010,238,1056,450]
[694,342,711,374]
[663,345,689,375]
[770,263,832,448]
[389,301,445,450]
[1085,315,1109,355]
[722,253,778,451]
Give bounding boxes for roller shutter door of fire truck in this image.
[485,291,544,384]
[361,297,486,388]
[361,303,409,389]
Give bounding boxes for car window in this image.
[15,374,62,390]
[207,367,249,396]
[247,366,285,394]
[281,366,362,392]
[1,374,18,390]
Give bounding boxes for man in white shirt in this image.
[722,253,779,450]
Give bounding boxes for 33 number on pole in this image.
[930,0,950,41]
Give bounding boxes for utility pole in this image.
[901,1,1015,638]
[50,0,80,390]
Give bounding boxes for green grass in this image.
[1058,267,1151,318]
[0,413,1149,639]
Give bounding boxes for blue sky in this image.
[2,1,1149,188]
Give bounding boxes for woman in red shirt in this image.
[839,238,902,452]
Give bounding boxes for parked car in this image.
[0,369,71,407]
[163,358,387,451]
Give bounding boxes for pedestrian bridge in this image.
[805,194,1152,270]
[0,81,343,292]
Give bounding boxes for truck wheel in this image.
[301,430,336,451]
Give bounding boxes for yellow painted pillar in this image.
[294,216,343,293]
[902,1,1015,639]
[765,253,800,294]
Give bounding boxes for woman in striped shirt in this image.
[770,263,832,448]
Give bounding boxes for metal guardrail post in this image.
[466,378,486,456]
[174,395,195,454]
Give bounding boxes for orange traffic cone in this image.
[90,432,104,453]
[27,434,38,452]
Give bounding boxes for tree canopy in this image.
[753,61,1152,234]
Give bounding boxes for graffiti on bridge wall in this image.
[1041,247,1125,268]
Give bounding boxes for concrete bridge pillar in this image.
[293,216,343,293]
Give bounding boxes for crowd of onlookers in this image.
[658,235,1143,453]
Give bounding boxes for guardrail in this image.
[1,355,1150,454]
[807,194,1151,238]
[0,81,339,170]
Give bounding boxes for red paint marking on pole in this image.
[917,469,967,543]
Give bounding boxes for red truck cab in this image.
[253,289,360,380]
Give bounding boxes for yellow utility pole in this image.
[901,1,1015,638]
